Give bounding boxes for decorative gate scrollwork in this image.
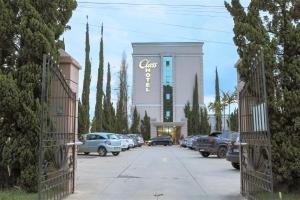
[239,52,273,199]
[38,55,76,200]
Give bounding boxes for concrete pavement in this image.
[67,146,242,200]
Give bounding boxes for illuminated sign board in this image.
[139,59,159,92]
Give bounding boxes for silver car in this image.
[78,132,122,156]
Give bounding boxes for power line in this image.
[77,5,231,18]
[72,11,231,34]
[77,1,228,8]
[77,5,229,13]
[156,22,231,33]
[76,22,234,46]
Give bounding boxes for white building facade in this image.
[132,42,204,142]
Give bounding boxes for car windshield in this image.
[209,132,222,137]
[108,134,118,139]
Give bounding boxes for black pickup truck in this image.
[196,131,239,158]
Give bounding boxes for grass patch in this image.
[0,189,37,200]
[256,191,300,200]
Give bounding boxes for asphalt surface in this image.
[67,146,242,200]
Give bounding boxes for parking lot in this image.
[67,146,242,200]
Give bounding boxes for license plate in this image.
[200,149,205,152]
[233,149,239,152]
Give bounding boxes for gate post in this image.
[58,49,81,192]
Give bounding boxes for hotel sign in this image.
[139,59,158,92]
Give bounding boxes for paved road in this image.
[67,146,242,200]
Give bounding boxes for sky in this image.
[62,0,250,119]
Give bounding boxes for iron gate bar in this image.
[239,51,273,200]
[39,55,76,200]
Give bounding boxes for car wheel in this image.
[200,152,210,157]
[217,146,227,158]
[231,162,240,170]
[112,152,120,156]
[84,152,89,155]
[98,147,107,157]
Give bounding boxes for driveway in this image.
[67,146,242,200]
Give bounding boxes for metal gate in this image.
[239,52,273,199]
[38,55,76,200]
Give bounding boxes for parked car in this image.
[186,136,195,149]
[226,135,240,170]
[180,136,192,148]
[137,135,145,146]
[78,132,122,156]
[116,134,130,151]
[127,134,138,147]
[192,135,204,151]
[197,131,239,158]
[128,134,144,147]
[186,135,202,150]
[148,135,172,146]
[124,135,135,148]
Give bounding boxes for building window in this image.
[163,56,173,122]
[166,93,170,100]
[166,111,171,117]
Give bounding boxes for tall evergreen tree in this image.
[92,23,104,132]
[215,68,222,130]
[184,102,192,135]
[226,0,300,190]
[130,106,140,133]
[79,16,91,134]
[103,63,114,132]
[140,111,151,140]
[228,108,238,132]
[190,74,201,134]
[200,107,211,134]
[116,53,128,133]
[0,0,76,191]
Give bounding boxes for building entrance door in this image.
[157,126,181,144]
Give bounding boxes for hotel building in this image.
[132,42,204,142]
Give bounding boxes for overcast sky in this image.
[62,0,250,119]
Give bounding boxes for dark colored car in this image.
[226,136,240,169]
[148,136,172,146]
[197,131,239,158]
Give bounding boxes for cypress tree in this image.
[103,63,114,132]
[226,0,300,190]
[229,108,238,132]
[130,106,140,133]
[191,74,201,134]
[215,68,222,131]
[140,111,151,140]
[80,16,92,134]
[184,102,192,135]
[0,0,76,191]
[200,107,210,134]
[116,53,128,133]
[92,23,104,132]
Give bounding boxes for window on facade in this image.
[166,111,171,117]
[163,56,173,122]
[166,93,170,100]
